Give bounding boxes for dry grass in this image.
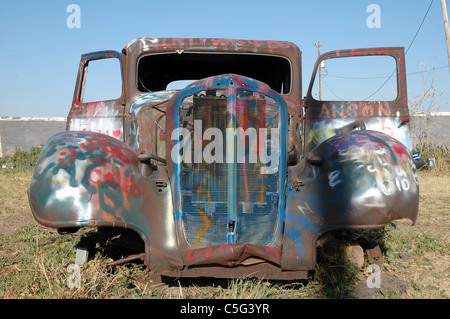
[0,170,34,235]
[387,172,450,298]
[0,168,449,299]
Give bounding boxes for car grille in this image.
[177,89,280,248]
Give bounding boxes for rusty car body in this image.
[28,38,419,280]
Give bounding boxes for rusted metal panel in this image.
[123,37,303,114]
[155,263,309,281]
[28,38,419,280]
[68,50,125,142]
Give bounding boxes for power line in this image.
[360,0,435,101]
[321,77,346,101]
[325,65,448,80]
[405,0,435,55]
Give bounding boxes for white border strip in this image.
[411,112,450,117]
[0,117,67,121]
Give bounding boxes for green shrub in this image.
[0,146,43,171]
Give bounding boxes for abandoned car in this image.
[28,37,419,280]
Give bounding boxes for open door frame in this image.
[303,47,410,153]
[67,50,126,142]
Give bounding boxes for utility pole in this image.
[315,41,323,99]
[442,0,450,75]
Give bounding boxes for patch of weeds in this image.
[313,261,361,298]
[224,278,283,299]
[413,233,448,255]
[313,239,362,298]
[381,289,402,299]
[0,146,43,171]
[382,224,448,257]
[0,225,81,298]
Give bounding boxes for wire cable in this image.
[326,65,448,79]
[359,0,435,101]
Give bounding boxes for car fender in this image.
[28,131,183,270]
[281,130,419,270]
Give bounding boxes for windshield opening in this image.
[137,52,291,94]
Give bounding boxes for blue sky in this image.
[0,0,449,116]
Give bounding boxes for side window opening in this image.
[82,58,122,103]
[312,55,398,102]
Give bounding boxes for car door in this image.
[67,50,126,142]
[303,47,411,153]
